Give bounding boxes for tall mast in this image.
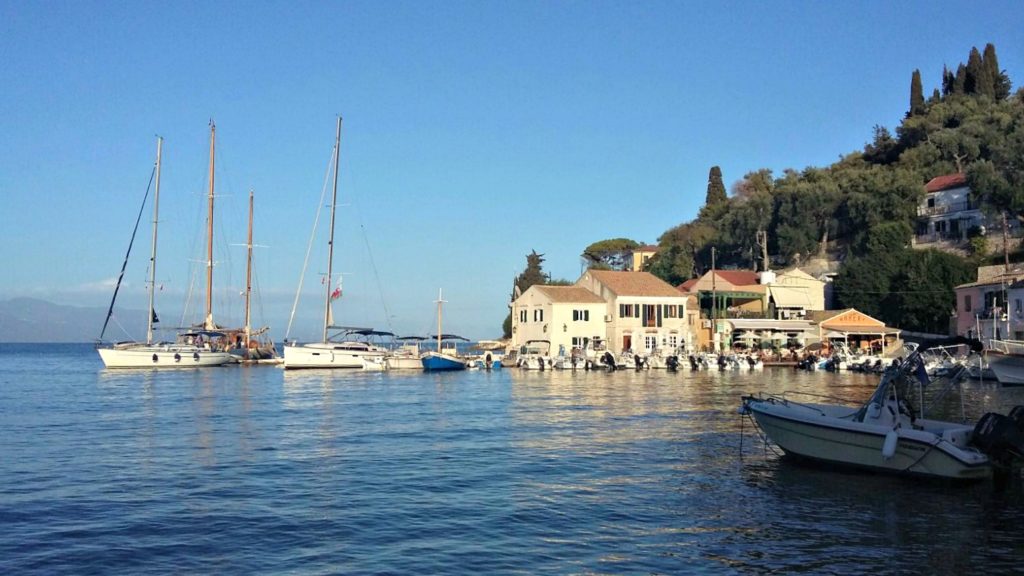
[436,288,445,353]
[147,136,162,345]
[204,121,217,330]
[323,116,342,342]
[245,189,254,347]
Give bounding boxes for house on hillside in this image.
[954,264,1024,342]
[913,173,1022,249]
[628,245,658,271]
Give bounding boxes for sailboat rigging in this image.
[282,116,388,370]
[97,136,232,368]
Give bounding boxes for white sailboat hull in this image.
[282,342,387,370]
[98,344,233,368]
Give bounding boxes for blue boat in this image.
[421,289,468,372]
[421,349,466,371]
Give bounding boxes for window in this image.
[533,309,544,322]
[573,309,589,321]
[583,310,589,321]
[644,335,657,351]
[519,310,527,323]
[620,304,635,318]
[573,310,579,321]
[964,295,971,313]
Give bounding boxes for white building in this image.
[511,270,692,355]
[511,285,607,356]
[575,270,691,354]
[914,173,984,244]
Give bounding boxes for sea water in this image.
[2,343,1023,574]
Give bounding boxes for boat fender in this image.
[867,402,881,420]
[193,352,200,361]
[152,353,158,363]
[882,430,898,460]
[174,353,181,362]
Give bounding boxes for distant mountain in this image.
[0,298,149,343]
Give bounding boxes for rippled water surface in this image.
[2,344,1024,574]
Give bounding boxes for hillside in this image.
[639,44,1021,334]
[0,298,149,343]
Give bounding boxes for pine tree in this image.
[515,250,548,295]
[909,69,925,115]
[705,166,727,207]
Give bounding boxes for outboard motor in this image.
[602,351,616,371]
[634,354,643,371]
[689,355,699,371]
[666,355,679,372]
[973,412,1024,465]
[717,355,727,370]
[1009,405,1024,431]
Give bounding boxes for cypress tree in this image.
[941,64,954,96]
[705,166,727,207]
[937,63,954,95]
[984,43,1012,100]
[965,46,984,94]
[953,63,967,94]
[909,69,925,115]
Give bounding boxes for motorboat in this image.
[740,342,1024,481]
[386,336,426,370]
[986,339,1024,385]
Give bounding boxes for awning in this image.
[727,319,816,332]
[823,324,900,335]
[768,285,812,308]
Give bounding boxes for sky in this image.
[1,1,1021,342]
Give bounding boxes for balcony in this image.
[917,200,975,217]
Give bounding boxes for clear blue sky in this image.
[1,1,1021,341]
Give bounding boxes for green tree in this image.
[581,238,640,270]
[503,250,550,338]
[983,43,1012,100]
[700,166,728,220]
[909,69,925,116]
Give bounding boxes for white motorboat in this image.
[387,336,427,370]
[986,339,1024,385]
[517,340,552,370]
[740,344,1024,481]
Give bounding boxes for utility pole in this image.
[756,230,769,272]
[1003,211,1010,272]
[712,243,720,323]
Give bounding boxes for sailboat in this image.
[97,136,232,368]
[179,122,278,363]
[227,190,279,362]
[282,117,388,370]
[421,289,469,371]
